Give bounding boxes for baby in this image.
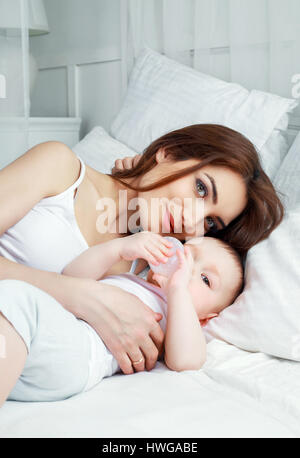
[62,231,243,391]
[2,232,243,403]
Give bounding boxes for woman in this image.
[0,124,283,394]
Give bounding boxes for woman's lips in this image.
[169,213,175,232]
[162,207,171,233]
[162,206,175,233]
[162,206,174,234]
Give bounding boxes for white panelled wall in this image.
[30,0,127,139]
[29,0,300,144]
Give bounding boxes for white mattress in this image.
[1,339,299,438]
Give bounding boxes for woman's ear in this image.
[155,148,170,164]
[199,313,219,327]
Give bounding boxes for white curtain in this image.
[127,0,300,119]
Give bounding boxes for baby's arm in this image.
[62,238,123,280]
[153,247,206,372]
[165,287,206,371]
[62,232,172,281]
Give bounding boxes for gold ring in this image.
[132,356,144,365]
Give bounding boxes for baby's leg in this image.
[0,312,27,407]
[0,279,91,403]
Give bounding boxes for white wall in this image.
[29,0,300,143]
[30,0,125,139]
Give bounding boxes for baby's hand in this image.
[153,246,194,295]
[120,231,173,265]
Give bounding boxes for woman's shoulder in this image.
[32,141,83,198]
[0,141,84,237]
[11,140,82,199]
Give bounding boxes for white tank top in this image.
[0,155,165,390]
[0,156,89,273]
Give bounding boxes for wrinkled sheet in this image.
[0,340,299,438]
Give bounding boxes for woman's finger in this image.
[94,283,164,375]
[114,350,135,375]
[140,334,162,372]
[114,159,124,171]
[149,323,165,364]
[128,351,146,373]
[124,157,135,170]
[133,154,143,168]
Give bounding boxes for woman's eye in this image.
[201,274,210,287]
[196,179,208,198]
[206,217,218,233]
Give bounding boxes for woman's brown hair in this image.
[110,124,284,256]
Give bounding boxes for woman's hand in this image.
[119,231,173,266]
[73,277,165,375]
[112,154,142,174]
[153,245,194,295]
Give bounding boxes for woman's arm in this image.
[0,249,165,376]
[164,287,206,371]
[0,140,86,310]
[0,143,164,375]
[0,255,88,313]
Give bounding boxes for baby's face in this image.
[185,237,241,323]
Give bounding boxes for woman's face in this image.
[136,150,248,240]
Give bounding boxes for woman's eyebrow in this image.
[204,173,218,204]
[204,173,226,229]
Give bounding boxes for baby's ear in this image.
[199,313,218,327]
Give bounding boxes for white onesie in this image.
[82,273,168,391]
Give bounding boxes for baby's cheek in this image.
[188,281,212,314]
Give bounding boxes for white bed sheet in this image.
[0,339,299,438]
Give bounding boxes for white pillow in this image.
[110,48,297,179]
[73,126,136,174]
[273,131,300,211]
[259,103,295,180]
[204,132,300,361]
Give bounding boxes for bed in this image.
[0,48,299,438]
[0,340,299,438]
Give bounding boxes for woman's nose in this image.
[183,199,206,236]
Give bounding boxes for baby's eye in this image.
[201,274,210,287]
[196,179,208,198]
